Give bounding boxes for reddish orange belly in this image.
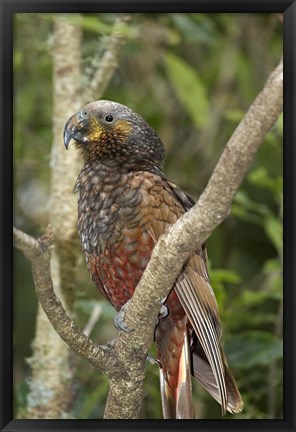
[87,227,155,310]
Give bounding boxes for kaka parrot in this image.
[63,100,243,419]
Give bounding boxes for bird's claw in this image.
[114,300,135,333]
[159,304,169,319]
[101,339,116,350]
[155,304,169,329]
[146,355,162,367]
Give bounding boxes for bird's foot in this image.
[146,355,162,367]
[114,300,134,333]
[155,304,169,327]
[159,304,169,319]
[100,339,116,350]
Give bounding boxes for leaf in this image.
[231,191,275,226]
[211,269,242,284]
[170,13,215,45]
[264,216,282,252]
[165,52,209,128]
[226,331,283,369]
[238,289,270,307]
[224,108,244,123]
[263,258,281,273]
[234,191,270,216]
[231,205,264,225]
[247,167,282,195]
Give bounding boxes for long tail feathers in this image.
[175,268,243,415]
[160,331,195,419]
[192,349,243,413]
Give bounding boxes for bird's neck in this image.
[78,157,164,182]
[74,161,126,194]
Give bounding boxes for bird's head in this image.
[63,100,165,173]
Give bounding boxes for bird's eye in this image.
[81,110,88,118]
[105,114,114,123]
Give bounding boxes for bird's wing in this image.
[191,336,243,413]
[135,172,242,415]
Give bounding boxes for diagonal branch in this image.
[13,226,126,380]
[84,13,133,102]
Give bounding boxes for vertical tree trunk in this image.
[23,16,83,419]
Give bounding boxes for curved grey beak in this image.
[63,114,76,150]
[64,125,72,150]
[63,112,90,149]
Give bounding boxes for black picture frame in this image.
[1,1,295,431]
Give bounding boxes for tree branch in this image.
[19,18,84,419]
[85,13,133,102]
[83,304,103,337]
[13,226,126,380]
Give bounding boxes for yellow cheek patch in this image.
[85,118,132,144]
[115,120,133,138]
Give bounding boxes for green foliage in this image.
[165,52,209,128]
[208,267,241,311]
[14,12,283,420]
[226,331,282,369]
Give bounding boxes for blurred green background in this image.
[13,13,283,419]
